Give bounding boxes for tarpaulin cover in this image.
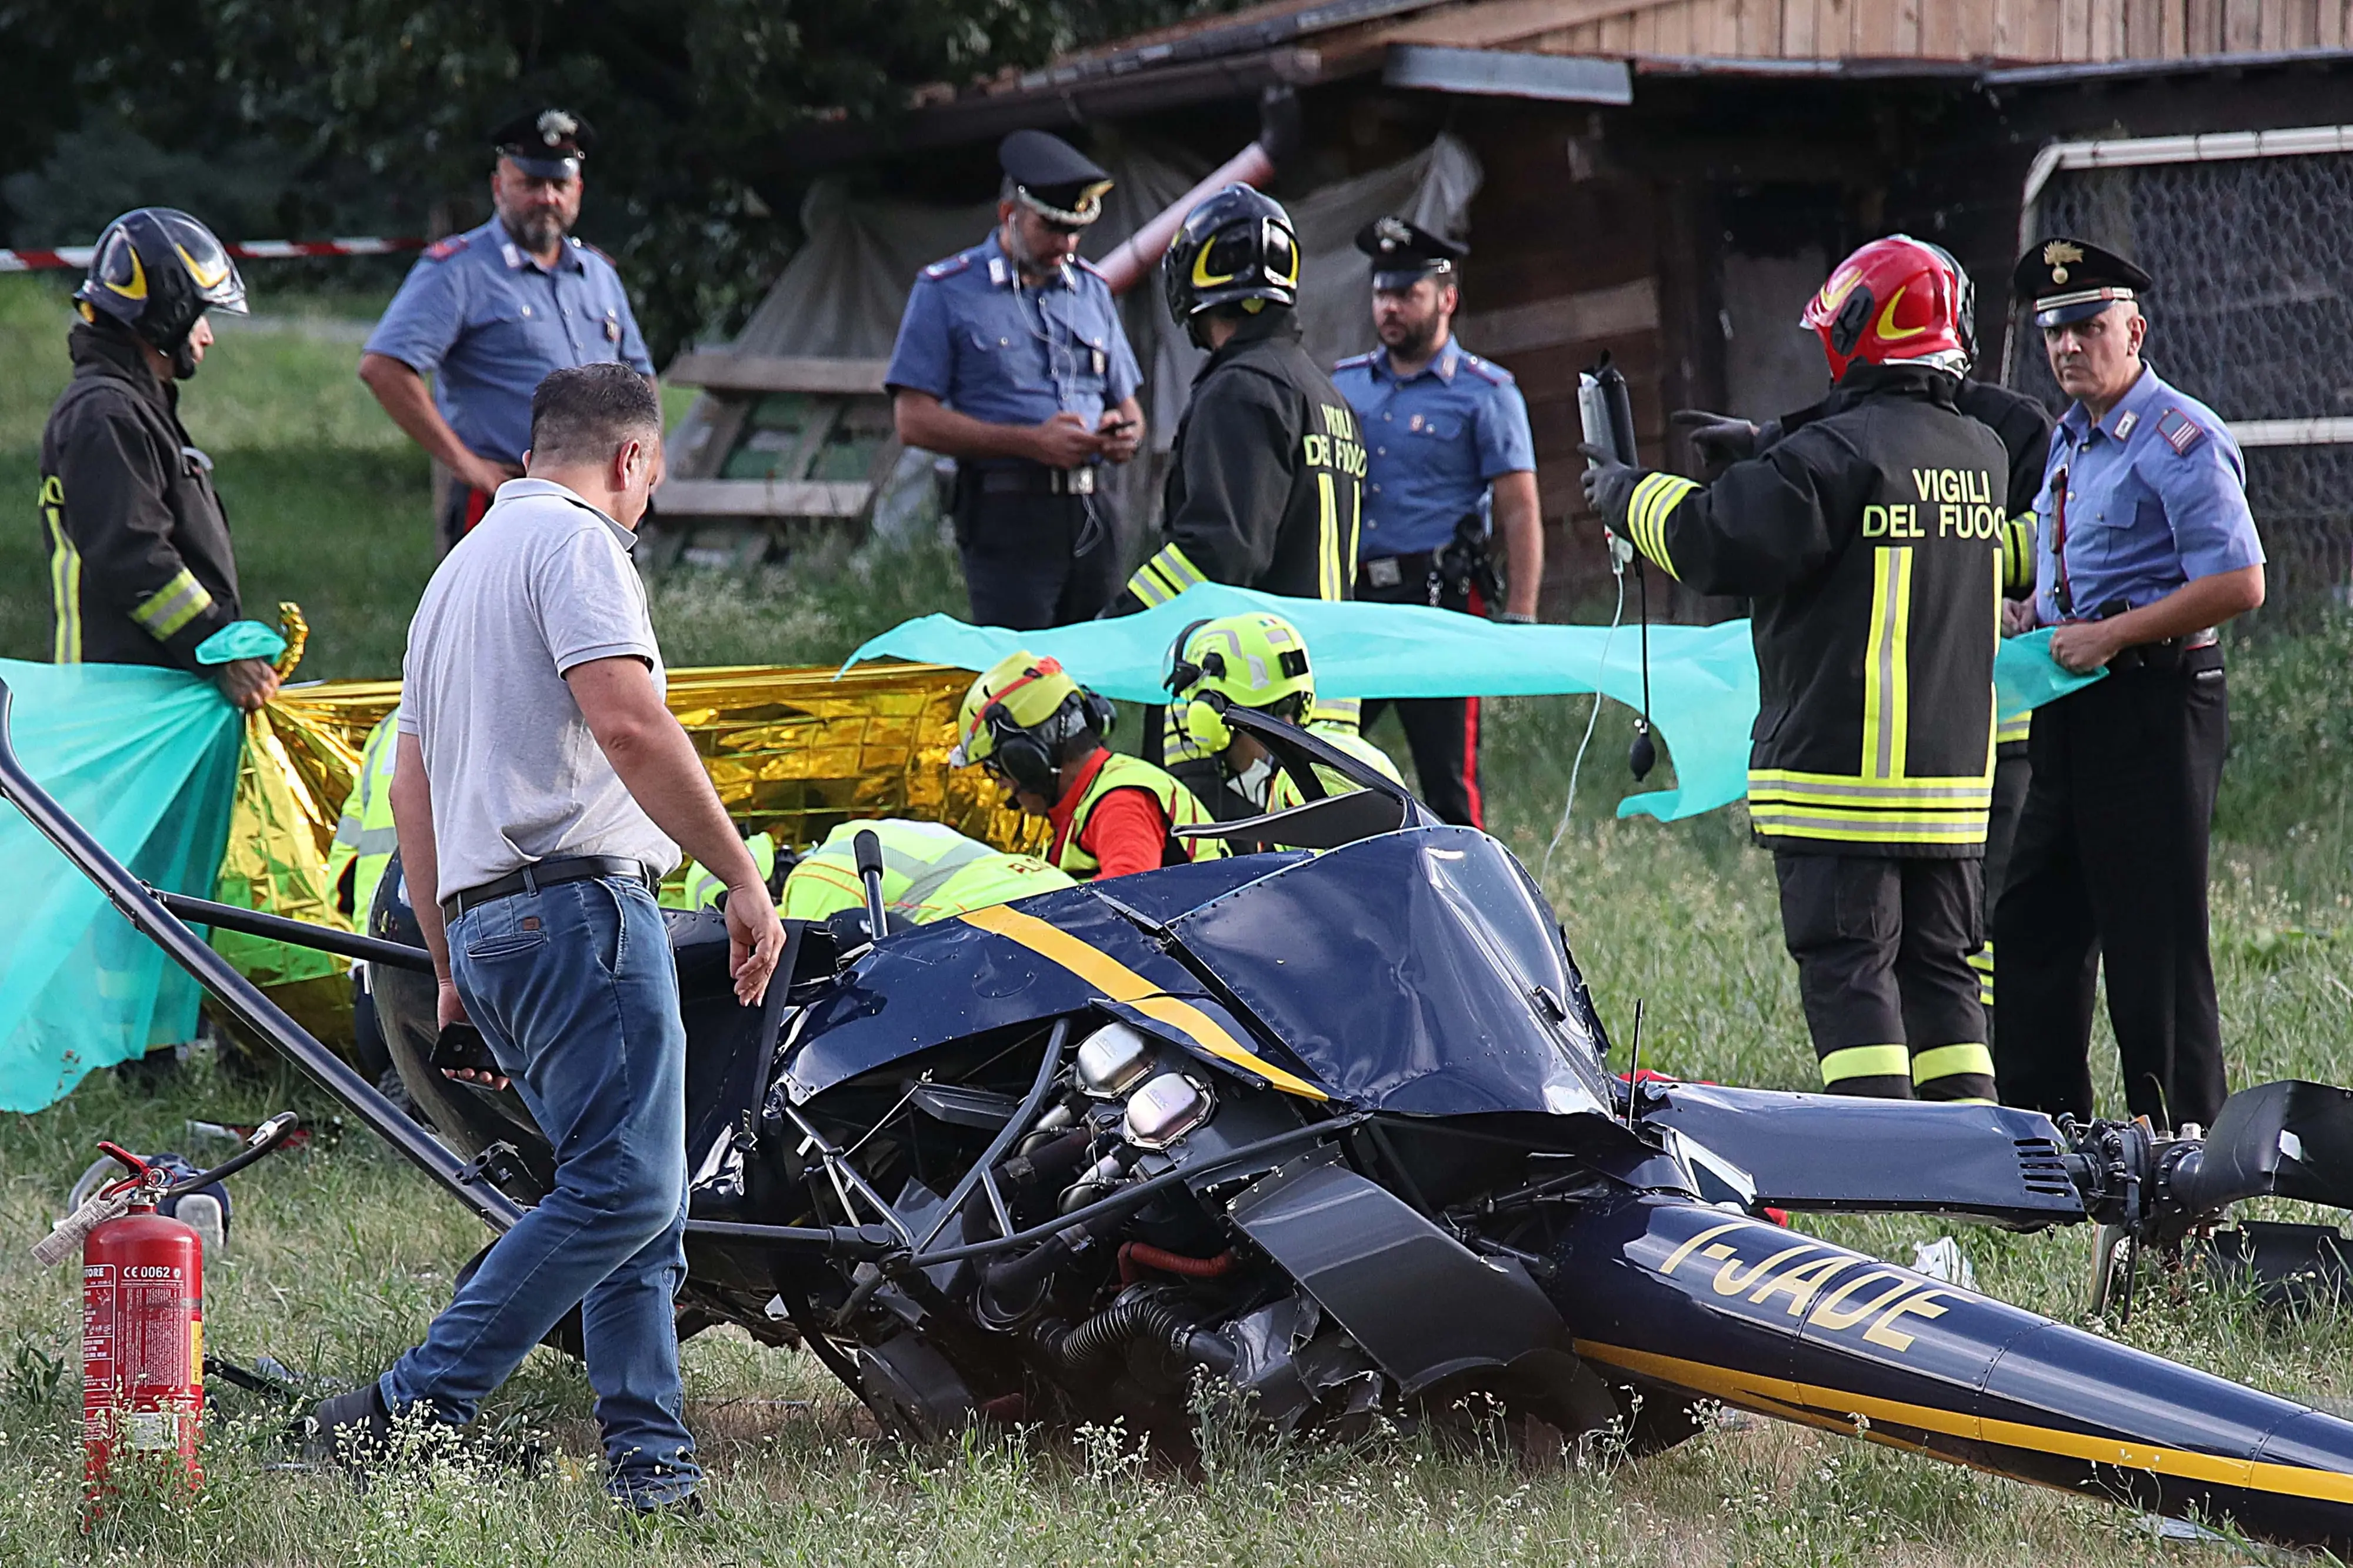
[189,605,369,1043]
[670,134,1485,555]
[844,587,2105,821]
[242,663,1046,956]
[0,660,240,1111]
[6,660,1044,1107]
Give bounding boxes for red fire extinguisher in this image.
[81,1143,205,1499]
[31,1114,298,1511]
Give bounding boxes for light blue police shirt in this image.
[2033,363,2265,624]
[884,232,1142,435]
[364,217,653,468]
[1329,338,1536,559]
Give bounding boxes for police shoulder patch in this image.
[924,253,976,281]
[574,237,616,266]
[1332,351,1379,372]
[1458,352,1513,386]
[2155,408,2205,455]
[422,234,471,262]
[1074,255,1109,281]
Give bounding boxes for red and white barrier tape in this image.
[0,238,423,273]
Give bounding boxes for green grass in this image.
[3,271,2352,1563]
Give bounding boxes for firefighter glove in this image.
[1669,409,1762,474]
[1578,442,1639,528]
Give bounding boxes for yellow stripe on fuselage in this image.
[959,903,1328,1100]
[1574,1340,2353,1506]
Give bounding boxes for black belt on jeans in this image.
[973,463,1095,496]
[441,855,654,922]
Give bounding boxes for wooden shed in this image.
[785,1,2353,612]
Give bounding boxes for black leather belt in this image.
[2107,632,2221,675]
[441,855,654,922]
[974,463,1095,496]
[1358,551,1439,592]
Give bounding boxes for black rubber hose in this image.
[1004,1128,1095,1190]
[983,1227,1089,1303]
[1051,1291,1238,1377]
[166,1111,299,1195]
[916,1019,1074,1252]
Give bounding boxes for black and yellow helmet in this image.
[1162,185,1301,327]
[74,208,248,375]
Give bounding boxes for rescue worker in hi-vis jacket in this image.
[1161,610,1403,855]
[1583,236,2005,1105]
[948,651,1225,882]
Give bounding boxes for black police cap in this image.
[999,129,1113,228]
[1355,215,1467,291]
[492,108,595,179]
[2012,236,2152,327]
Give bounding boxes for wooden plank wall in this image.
[1451,124,1681,609]
[1383,0,2353,59]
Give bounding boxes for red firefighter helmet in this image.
[1799,236,1966,381]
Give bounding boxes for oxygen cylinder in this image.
[82,1185,204,1502]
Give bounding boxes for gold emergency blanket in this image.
[217,661,1038,1040]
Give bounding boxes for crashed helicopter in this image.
[9,677,2353,1553]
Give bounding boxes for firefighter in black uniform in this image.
[1104,184,1365,815]
[39,208,279,710]
[1673,240,2052,1033]
[1587,237,2006,1103]
[1108,185,1364,613]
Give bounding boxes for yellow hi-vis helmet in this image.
[1165,611,1314,755]
[949,650,1114,793]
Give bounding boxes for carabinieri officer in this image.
[1994,238,2267,1133]
[888,131,1145,630]
[362,109,654,552]
[1330,218,1540,828]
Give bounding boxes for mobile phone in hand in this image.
[431,1021,500,1076]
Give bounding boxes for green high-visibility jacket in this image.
[786,819,1072,923]
[679,819,1072,925]
[326,708,400,926]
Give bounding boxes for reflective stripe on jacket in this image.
[1269,725,1404,812]
[327,709,401,925]
[783,819,1072,923]
[39,324,242,668]
[672,833,781,912]
[1058,754,1226,879]
[1119,311,1362,610]
[1622,362,2004,857]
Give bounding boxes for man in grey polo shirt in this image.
[305,362,782,1512]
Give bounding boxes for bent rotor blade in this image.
[2171,1081,2353,1216]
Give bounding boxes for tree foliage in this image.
[1,0,1219,356]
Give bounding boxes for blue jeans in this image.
[380,875,698,1504]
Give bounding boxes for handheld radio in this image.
[1578,357,1657,780]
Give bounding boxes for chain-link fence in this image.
[2007,152,2353,615]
